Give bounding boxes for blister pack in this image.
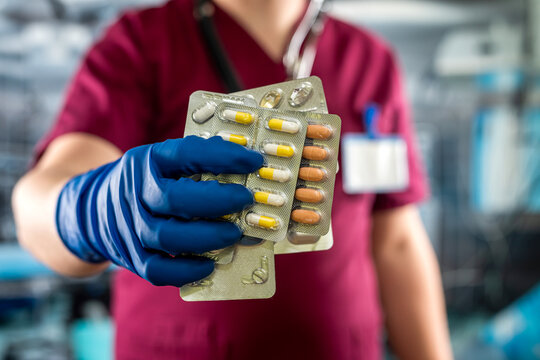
[288,112,341,241]
[180,77,341,301]
[185,91,312,243]
[234,77,339,253]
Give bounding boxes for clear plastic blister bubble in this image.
[265,116,302,135]
[260,140,296,159]
[295,186,325,204]
[257,166,292,183]
[288,82,314,108]
[192,102,217,124]
[216,131,252,147]
[252,188,287,207]
[245,212,281,231]
[259,88,283,109]
[219,108,256,126]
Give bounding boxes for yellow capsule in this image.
[246,213,279,230]
[254,191,285,207]
[263,143,294,158]
[217,132,248,146]
[222,109,254,125]
[258,167,291,183]
[267,118,300,134]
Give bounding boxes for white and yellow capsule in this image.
[258,167,291,183]
[263,143,294,158]
[246,213,279,230]
[254,191,285,207]
[267,118,300,134]
[222,109,254,125]
[217,131,248,146]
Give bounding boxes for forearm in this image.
[12,133,121,277]
[372,206,453,360]
[13,168,108,277]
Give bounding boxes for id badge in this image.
[342,104,409,194]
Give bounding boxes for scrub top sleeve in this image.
[33,11,156,163]
[372,50,430,212]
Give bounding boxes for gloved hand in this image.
[56,136,264,287]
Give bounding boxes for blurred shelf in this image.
[0,244,52,281]
[331,0,523,26]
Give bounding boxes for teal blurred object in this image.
[476,70,524,94]
[470,106,524,213]
[481,284,540,360]
[71,318,113,360]
[0,244,52,280]
[523,108,540,212]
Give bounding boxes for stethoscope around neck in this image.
[194,0,328,93]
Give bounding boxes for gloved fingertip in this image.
[143,254,216,287]
[183,258,215,284]
[220,221,244,245]
[206,135,230,148]
[231,184,256,209]
[246,150,265,172]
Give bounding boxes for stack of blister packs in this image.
[180,77,341,301]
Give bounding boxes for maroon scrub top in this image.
[36,0,428,359]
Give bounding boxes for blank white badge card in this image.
[342,134,409,194]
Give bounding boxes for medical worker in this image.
[12,0,453,358]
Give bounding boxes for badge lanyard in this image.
[194,0,328,92]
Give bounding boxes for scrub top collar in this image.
[205,1,321,88]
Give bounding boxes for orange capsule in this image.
[295,188,324,203]
[307,125,333,140]
[299,167,326,182]
[303,146,329,161]
[292,209,321,225]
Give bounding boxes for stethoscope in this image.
[194,0,328,93]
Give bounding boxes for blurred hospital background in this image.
[0,0,539,359]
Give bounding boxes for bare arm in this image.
[372,205,453,360]
[12,133,122,277]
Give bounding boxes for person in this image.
[12,0,453,359]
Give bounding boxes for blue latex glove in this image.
[56,136,264,287]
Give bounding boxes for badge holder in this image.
[342,104,409,194]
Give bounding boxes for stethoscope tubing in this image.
[194,0,328,89]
